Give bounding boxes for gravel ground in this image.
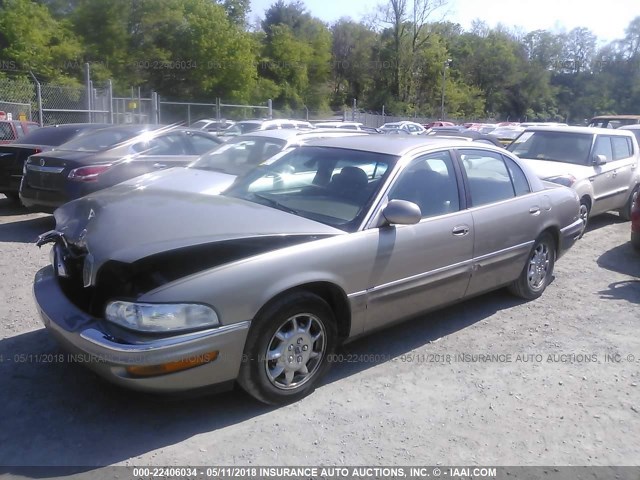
[0,193,638,470]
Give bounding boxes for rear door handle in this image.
[153,163,167,169]
[452,225,470,236]
[529,206,541,215]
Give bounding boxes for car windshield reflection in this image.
[509,131,593,165]
[189,136,287,176]
[225,146,397,232]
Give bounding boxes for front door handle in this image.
[529,206,541,215]
[153,163,167,169]
[452,225,470,236]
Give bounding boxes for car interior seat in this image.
[328,166,369,203]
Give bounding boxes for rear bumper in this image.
[20,184,68,212]
[558,218,583,258]
[33,265,250,393]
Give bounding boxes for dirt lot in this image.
[0,193,638,470]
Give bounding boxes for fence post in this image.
[28,71,44,126]
[137,87,142,124]
[107,80,114,124]
[267,99,272,119]
[84,63,91,123]
[352,98,356,122]
[151,92,159,124]
[216,98,221,124]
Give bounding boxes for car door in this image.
[125,132,196,176]
[363,150,474,333]
[589,135,633,214]
[607,135,637,209]
[102,132,192,185]
[184,131,222,155]
[457,148,542,297]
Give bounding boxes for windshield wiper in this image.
[253,193,300,215]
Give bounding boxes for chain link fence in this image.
[0,76,274,127]
[158,99,271,126]
[272,106,449,128]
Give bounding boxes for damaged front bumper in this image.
[33,265,250,393]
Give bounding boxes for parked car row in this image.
[1,118,638,407]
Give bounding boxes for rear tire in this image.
[3,192,20,203]
[508,232,556,300]
[619,186,639,221]
[237,292,337,405]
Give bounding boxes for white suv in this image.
[509,126,640,231]
[380,121,426,135]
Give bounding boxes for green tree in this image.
[0,0,82,83]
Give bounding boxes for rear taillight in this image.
[33,148,42,154]
[68,164,113,182]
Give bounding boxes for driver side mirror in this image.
[593,154,607,166]
[380,200,422,226]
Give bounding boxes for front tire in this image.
[578,200,590,238]
[237,292,337,405]
[508,232,556,300]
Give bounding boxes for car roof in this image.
[232,128,364,141]
[590,115,640,121]
[301,134,502,156]
[620,124,640,130]
[38,123,111,130]
[525,125,635,135]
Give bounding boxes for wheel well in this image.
[541,227,560,258]
[261,282,352,341]
[580,195,592,210]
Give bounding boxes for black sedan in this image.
[0,123,109,202]
[19,125,223,212]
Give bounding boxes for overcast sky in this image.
[249,0,640,43]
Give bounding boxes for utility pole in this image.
[440,58,451,120]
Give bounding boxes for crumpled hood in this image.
[53,168,343,282]
[517,158,594,181]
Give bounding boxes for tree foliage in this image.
[2,0,640,121]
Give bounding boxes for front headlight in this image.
[105,301,219,332]
[546,174,577,187]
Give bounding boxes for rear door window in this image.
[459,149,515,207]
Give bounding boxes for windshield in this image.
[57,126,153,152]
[189,136,287,175]
[490,128,524,140]
[222,122,262,136]
[589,118,640,128]
[508,131,593,165]
[225,146,397,232]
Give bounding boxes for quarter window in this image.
[611,136,633,160]
[503,155,530,196]
[459,149,515,206]
[388,151,460,218]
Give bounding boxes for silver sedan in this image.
[33,136,582,404]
